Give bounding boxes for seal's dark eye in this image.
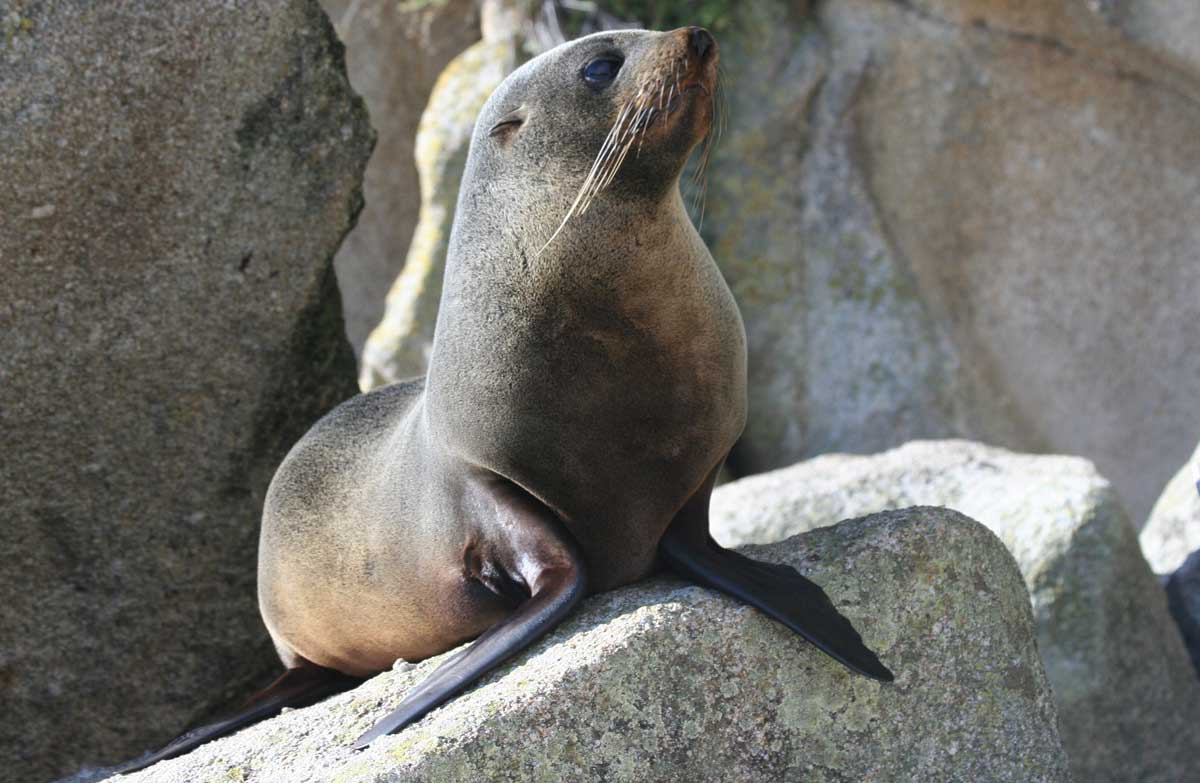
[582,57,622,89]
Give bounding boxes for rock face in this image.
[1094,0,1200,71]
[319,0,480,359]
[700,1,970,481]
[1165,550,1200,678]
[116,508,1070,783]
[350,0,1200,521]
[358,4,523,389]
[711,440,1200,783]
[0,3,370,782]
[704,0,1200,522]
[1141,440,1200,574]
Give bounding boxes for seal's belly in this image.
[260,537,510,676]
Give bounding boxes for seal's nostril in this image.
[688,27,713,60]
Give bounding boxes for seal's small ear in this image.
[489,108,525,142]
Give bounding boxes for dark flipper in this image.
[111,664,360,775]
[659,463,894,682]
[352,477,587,749]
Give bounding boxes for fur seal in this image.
[115,26,891,773]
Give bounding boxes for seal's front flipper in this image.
[658,464,893,683]
[110,663,359,775]
[353,477,587,749]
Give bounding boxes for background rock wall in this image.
[358,12,522,388]
[0,2,371,781]
[320,0,480,358]
[349,0,1200,524]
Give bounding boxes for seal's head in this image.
[457,27,720,255]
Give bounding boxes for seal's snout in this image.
[687,27,715,61]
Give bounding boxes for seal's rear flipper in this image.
[658,463,893,682]
[110,664,359,775]
[352,477,587,749]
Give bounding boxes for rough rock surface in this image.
[349,0,1200,521]
[700,0,1200,522]
[115,508,1069,783]
[0,3,370,781]
[1165,550,1200,678]
[358,5,522,389]
[711,439,1200,783]
[1141,440,1200,574]
[1093,0,1200,72]
[319,0,480,359]
[701,1,970,481]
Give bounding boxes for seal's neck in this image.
[425,182,712,395]
[447,181,696,296]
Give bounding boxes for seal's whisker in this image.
[582,102,634,207]
[598,132,636,192]
[595,96,645,193]
[586,106,632,189]
[635,101,655,158]
[716,65,729,141]
[542,48,714,253]
[540,98,637,255]
[581,103,638,213]
[691,138,712,230]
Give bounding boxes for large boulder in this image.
[711,440,1200,783]
[319,0,480,359]
[1141,440,1200,574]
[117,508,1070,783]
[0,2,370,781]
[358,2,525,389]
[703,0,1200,522]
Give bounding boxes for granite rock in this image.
[354,0,1200,522]
[1091,0,1200,72]
[711,439,1200,783]
[702,0,1200,522]
[116,508,1069,783]
[1141,440,1200,575]
[0,2,370,780]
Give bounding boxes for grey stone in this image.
[1165,550,1200,678]
[700,1,971,482]
[1141,440,1200,574]
[0,3,371,781]
[1091,0,1200,72]
[711,439,1200,783]
[702,0,1200,523]
[320,0,480,360]
[115,508,1070,783]
[355,0,1200,521]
